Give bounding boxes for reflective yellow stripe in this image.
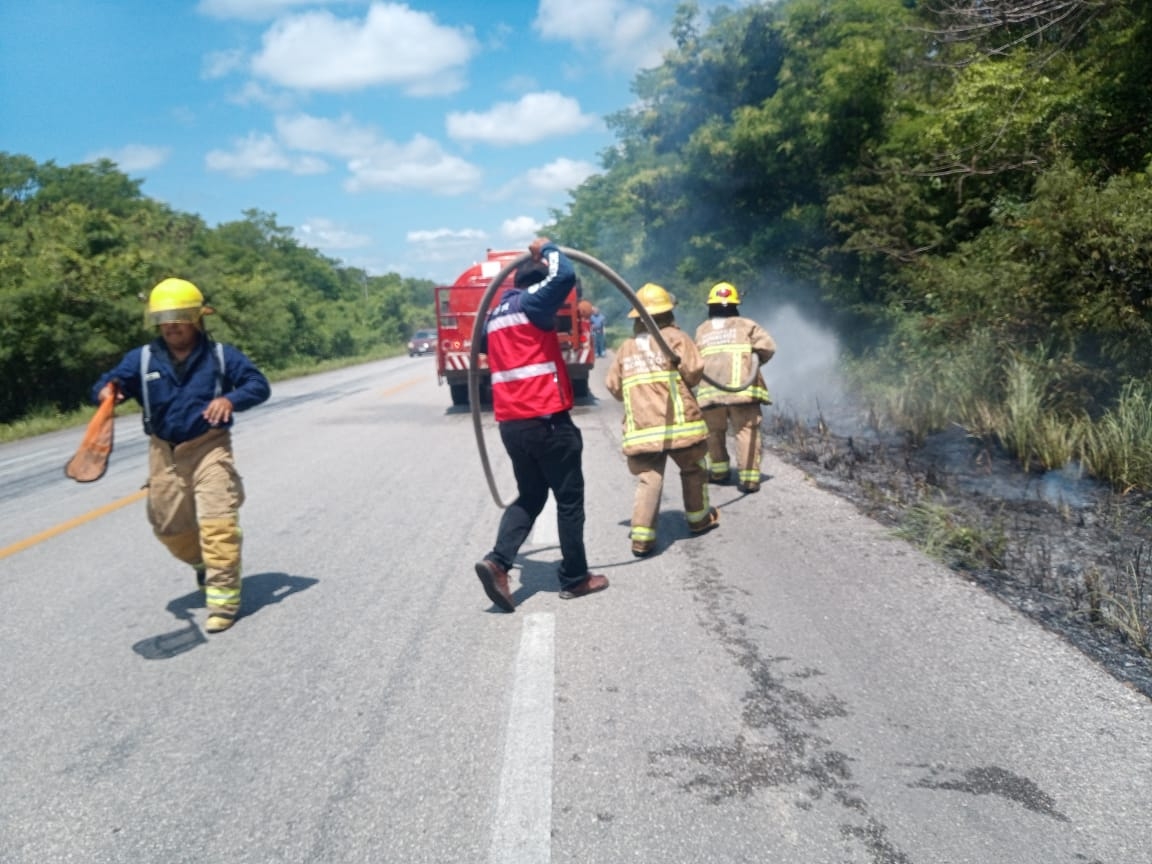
[686,505,710,523]
[699,343,768,401]
[698,382,770,402]
[630,526,656,542]
[205,586,240,603]
[621,421,707,449]
[620,370,705,449]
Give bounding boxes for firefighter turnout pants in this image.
[147,429,245,618]
[626,441,710,546]
[702,403,763,487]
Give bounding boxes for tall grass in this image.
[852,329,1007,442]
[1083,381,1152,492]
[852,337,1152,492]
[996,357,1087,473]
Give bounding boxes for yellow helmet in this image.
[628,282,676,317]
[707,281,741,306]
[147,278,204,326]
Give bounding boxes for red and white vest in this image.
[485,291,573,422]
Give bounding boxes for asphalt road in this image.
[1,356,1149,864]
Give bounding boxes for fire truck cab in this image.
[434,250,594,406]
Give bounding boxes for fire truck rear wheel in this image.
[450,384,469,406]
[572,379,590,398]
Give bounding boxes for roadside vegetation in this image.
[0,156,436,429]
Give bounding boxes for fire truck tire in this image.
[572,378,590,398]
[450,384,469,406]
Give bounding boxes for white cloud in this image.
[202,49,246,79]
[205,133,329,177]
[197,0,354,21]
[206,114,481,194]
[446,92,599,146]
[275,114,380,159]
[274,113,483,195]
[500,216,543,246]
[522,157,599,194]
[295,218,371,250]
[250,3,476,94]
[533,0,668,69]
[228,81,298,111]
[346,137,481,195]
[85,145,171,172]
[406,228,487,244]
[405,228,495,280]
[488,157,599,204]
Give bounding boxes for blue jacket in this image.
[92,334,270,444]
[479,243,577,352]
[516,244,577,329]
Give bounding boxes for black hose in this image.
[469,247,759,508]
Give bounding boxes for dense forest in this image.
[548,0,1152,489]
[3,0,1151,487]
[0,154,435,424]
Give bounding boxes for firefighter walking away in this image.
[605,283,718,558]
[694,281,776,493]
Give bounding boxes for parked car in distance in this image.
[408,329,437,356]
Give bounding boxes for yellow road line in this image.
[0,488,147,561]
[2,378,423,562]
[382,377,424,396]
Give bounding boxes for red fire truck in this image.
[434,249,594,406]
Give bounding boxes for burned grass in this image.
[766,412,1152,701]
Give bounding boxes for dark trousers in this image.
[488,412,588,590]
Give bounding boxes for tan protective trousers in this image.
[626,441,710,544]
[702,403,763,486]
[146,428,245,617]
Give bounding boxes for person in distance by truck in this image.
[604,283,719,558]
[693,281,776,493]
[473,238,609,611]
[90,278,270,633]
[590,307,607,357]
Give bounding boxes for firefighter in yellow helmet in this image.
[694,281,776,493]
[90,278,270,633]
[605,283,718,557]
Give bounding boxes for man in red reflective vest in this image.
[474,238,609,611]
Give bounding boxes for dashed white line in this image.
[489,611,555,864]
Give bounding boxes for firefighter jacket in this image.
[483,244,577,422]
[92,334,270,444]
[693,316,776,407]
[605,324,708,455]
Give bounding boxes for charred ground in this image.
[765,412,1152,701]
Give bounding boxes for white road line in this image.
[489,612,555,864]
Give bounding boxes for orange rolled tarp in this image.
[65,383,118,482]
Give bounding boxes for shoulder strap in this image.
[214,342,225,398]
[141,345,153,433]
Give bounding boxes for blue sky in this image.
[0,0,701,283]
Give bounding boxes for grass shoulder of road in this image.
[0,346,409,445]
